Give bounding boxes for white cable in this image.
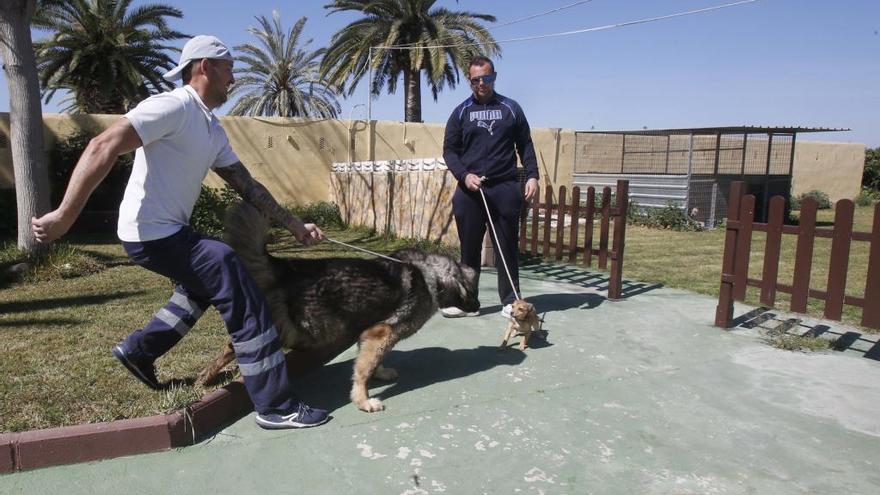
[478,186,521,302]
[324,237,403,263]
[376,0,760,50]
[492,0,596,29]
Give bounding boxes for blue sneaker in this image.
[111,344,159,390]
[255,402,330,430]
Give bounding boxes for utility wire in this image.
[492,0,596,29]
[376,0,760,50]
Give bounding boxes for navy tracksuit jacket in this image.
[443,92,539,306]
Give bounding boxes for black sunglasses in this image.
[469,73,496,85]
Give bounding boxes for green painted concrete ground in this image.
[3,263,880,494]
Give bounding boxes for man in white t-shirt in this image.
[31,35,329,430]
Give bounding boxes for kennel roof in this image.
[578,125,848,136]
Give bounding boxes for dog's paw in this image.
[357,398,385,413]
[373,366,398,381]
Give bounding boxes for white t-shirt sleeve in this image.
[212,132,240,169]
[124,93,185,146]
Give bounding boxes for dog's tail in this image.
[223,202,276,286]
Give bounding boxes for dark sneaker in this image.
[255,402,330,430]
[111,344,160,390]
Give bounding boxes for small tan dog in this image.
[499,299,541,351]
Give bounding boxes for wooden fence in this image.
[518,180,630,299]
[715,181,880,329]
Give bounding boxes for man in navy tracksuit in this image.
[442,56,540,319]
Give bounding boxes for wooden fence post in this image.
[554,186,567,261]
[583,187,595,267]
[733,195,755,301]
[541,186,553,258]
[759,196,785,306]
[715,181,745,328]
[608,180,629,300]
[863,203,880,328]
[568,186,581,264]
[824,200,854,321]
[791,198,817,313]
[598,187,611,270]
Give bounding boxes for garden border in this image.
[0,347,336,473]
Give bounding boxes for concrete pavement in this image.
[3,262,879,494]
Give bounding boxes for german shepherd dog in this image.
[196,203,480,412]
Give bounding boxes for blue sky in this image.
[3,0,878,146]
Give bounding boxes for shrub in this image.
[190,185,241,237]
[49,131,133,211]
[0,189,16,240]
[791,190,832,210]
[288,201,345,229]
[856,187,880,206]
[864,147,879,191]
[630,203,704,232]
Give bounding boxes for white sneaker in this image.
[440,307,480,318]
[500,304,513,319]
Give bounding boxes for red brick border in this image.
[0,346,342,474]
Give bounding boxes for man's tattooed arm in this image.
[214,162,321,244]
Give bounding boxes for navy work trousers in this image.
[452,180,522,306]
[121,227,297,415]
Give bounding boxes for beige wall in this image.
[792,141,866,202]
[0,112,863,208]
[0,112,572,197]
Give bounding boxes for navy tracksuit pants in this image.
[452,180,522,306]
[121,227,297,415]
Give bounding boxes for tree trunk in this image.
[0,0,50,255]
[404,68,422,123]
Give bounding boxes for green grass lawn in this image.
[0,205,874,432]
[0,226,438,433]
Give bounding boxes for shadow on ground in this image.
[291,345,528,413]
[519,256,663,298]
[0,291,145,316]
[729,306,880,361]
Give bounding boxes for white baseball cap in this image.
[163,35,233,82]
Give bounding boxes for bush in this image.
[288,201,345,229]
[629,203,704,232]
[856,187,880,206]
[0,189,16,240]
[190,185,241,237]
[49,131,133,211]
[864,147,879,191]
[790,190,832,210]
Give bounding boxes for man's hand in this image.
[464,173,483,192]
[524,178,539,202]
[294,223,325,246]
[32,210,74,244]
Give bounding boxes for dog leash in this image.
[324,237,403,263]
[477,176,521,301]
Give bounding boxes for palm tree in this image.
[322,0,499,122]
[0,0,50,254]
[33,0,187,114]
[229,12,340,118]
